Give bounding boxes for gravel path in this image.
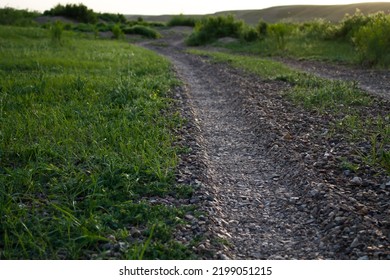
[139,30,390,260]
[278,58,390,100]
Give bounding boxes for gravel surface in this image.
[139,30,390,260]
[278,58,390,101]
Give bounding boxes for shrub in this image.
[268,23,291,50]
[353,12,390,66]
[0,7,40,26]
[167,14,197,27]
[300,19,333,40]
[50,21,63,44]
[241,26,259,42]
[72,23,96,33]
[112,24,123,39]
[256,19,268,40]
[330,9,371,41]
[122,25,160,39]
[186,15,244,46]
[96,22,113,32]
[44,4,98,24]
[98,13,127,23]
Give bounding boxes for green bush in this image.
[44,3,98,24]
[330,10,371,41]
[0,7,40,26]
[300,19,333,40]
[112,24,123,39]
[353,12,390,66]
[95,22,113,32]
[268,23,292,50]
[167,14,197,27]
[98,13,127,23]
[256,19,268,40]
[241,26,258,42]
[72,23,96,33]
[186,15,244,46]
[122,25,160,39]
[50,21,63,44]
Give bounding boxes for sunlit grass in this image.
[0,26,195,259]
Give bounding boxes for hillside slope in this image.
[216,2,390,24]
[127,2,390,24]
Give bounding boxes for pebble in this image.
[350,237,359,248]
[351,177,363,186]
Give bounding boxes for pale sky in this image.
[1,0,389,15]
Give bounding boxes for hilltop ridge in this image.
[127,2,390,24]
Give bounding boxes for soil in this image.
[138,29,390,260]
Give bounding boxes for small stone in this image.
[199,215,207,221]
[350,237,359,248]
[218,253,230,260]
[358,255,369,260]
[131,229,142,238]
[309,189,320,198]
[343,170,351,177]
[351,177,363,186]
[185,214,195,220]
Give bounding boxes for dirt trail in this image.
[277,58,390,101]
[139,29,390,259]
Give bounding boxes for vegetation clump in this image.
[122,25,161,39]
[186,15,245,45]
[0,7,39,26]
[167,14,198,27]
[43,3,98,24]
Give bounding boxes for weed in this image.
[50,21,63,44]
[268,23,292,51]
[112,24,123,39]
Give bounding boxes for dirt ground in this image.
[138,29,390,259]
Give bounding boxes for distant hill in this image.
[217,2,390,24]
[127,2,390,24]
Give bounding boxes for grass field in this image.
[0,26,196,259]
[214,36,358,64]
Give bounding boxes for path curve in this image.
[139,31,390,259]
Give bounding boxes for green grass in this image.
[213,35,357,64]
[189,49,294,79]
[189,49,389,175]
[0,26,196,259]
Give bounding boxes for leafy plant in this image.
[122,25,161,39]
[186,15,244,46]
[268,23,291,51]
[256,19,268,40]
[112,24,123,39]
[50,21,63,44]
[43,3,98,24]
[353,12,390,66]
[167,14,198,27]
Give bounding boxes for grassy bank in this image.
[189,49,390,175]
[0,26,194,259]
